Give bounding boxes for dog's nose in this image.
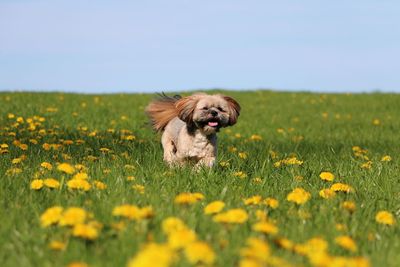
[210,110,218,117]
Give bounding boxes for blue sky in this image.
[0,0,399,93]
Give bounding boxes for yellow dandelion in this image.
[43,178,60,189]
[263,197,279,209]
[19,144,28,150]
[375,211,395,226]
[12,157,22,164]
[250,134,262,141]
[204,201,225,215]
[162,217,188,235]
[59,207,87,226]
[72,223,99,240]
[381,155,392,162]
[167,228,197,249]
[112,205,153,220]
[341,201,356,212]
[335,235,357,252]
[238,152,248,159]
[330,183,354,193]
[252,221,278,235]
[240,237,270,262]
[184,241,215,265]
[40,162,53,170]
[287,188,311,205]
[233,171,247,179]
[361,161,373,169]
[127,175,136,181]
[252,177,262,184]
[244,195,262,205]
[132,184,145,194]
[57,163,75,174]
[319,171,335,181]
[174,192,204,204]
[73,172,88,180]
[67,262,88,267]
[94,181,107,190]
[255,210,267,222]
[274,238,294,251]
[213,209,248,224]
[319,188,336,199]
[219,161,230,167]
[67,179,91,191]
[335,223,347,232]
[49,240,66,251]
[30,179,44,190]
[40,206,64,227]
[127,243,175,267]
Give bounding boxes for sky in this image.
[0,0,399,93]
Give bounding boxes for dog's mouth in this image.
[207,121,219,127]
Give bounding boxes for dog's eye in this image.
[202,107,208,110]
[217,107,225,112]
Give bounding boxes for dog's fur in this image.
[146,93,240,168]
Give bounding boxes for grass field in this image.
[0,90,399,267]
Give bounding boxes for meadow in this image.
[0,90,399,267]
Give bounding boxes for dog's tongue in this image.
[208,121,218,127]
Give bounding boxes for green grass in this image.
[0,90,399,267]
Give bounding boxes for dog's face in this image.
[175,93,241,135]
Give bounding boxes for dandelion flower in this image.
[330,183,354,193]
[319,188,336,199]
[213,209,248,224]
[30,179,44,190]
[49,240,66,251]
[263,198,279,209]
[167,228,197,249]
[174,192,204,204]
[40,206,64,227]
[72,223,99,240]
[319,172,335,181]
[57,163,75,174]
[94,181,107,190]
[204,201,225,215]
[72,172,88,180]
[112,205,153,220]
[335,235,357,252]
[184,241,215,265]
[252,221,279,235]
[67,262,88,267]
[132,184,145,194]
[244,195,262,205]
[67,179,91,191]
[240,237,270,262]
[59,207,87,226]
[233,171,247,179]
[375,211,395,226]
[40,162,53,170]
[44,178,60,189]
[341,201,356,212]
[127,243,175,267]
[287,188,311,205]
[381,155,392,162]
[162,217,187,235]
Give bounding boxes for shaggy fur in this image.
[146,93,241,168]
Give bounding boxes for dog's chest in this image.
[187,133,216,158]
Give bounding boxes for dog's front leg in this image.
[195,156,216,169]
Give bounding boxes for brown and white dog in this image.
[145,93,240,168]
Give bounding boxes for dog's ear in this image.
[175,95,199,125]
[223,96,241,126]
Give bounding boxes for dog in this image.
[145,93,240,168]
